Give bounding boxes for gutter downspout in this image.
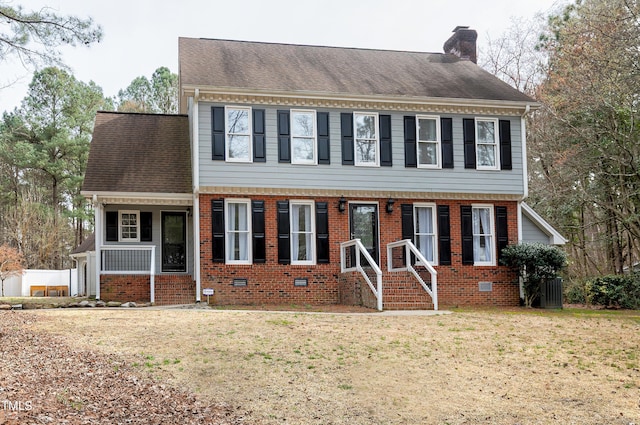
[192,89,201,303]
[518,104,532,300]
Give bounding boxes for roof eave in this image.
[81,191,193,206]
[182,85,539,114]
[522,202,568,245]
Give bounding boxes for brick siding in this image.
[199,194,519,309]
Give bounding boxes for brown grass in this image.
[26,307,640,425]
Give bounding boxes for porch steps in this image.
[382,276,434,310]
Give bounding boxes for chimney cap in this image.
[452,26,470,32]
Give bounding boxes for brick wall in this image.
[199,194,520,308]
[100,274,196,306]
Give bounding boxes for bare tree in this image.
[0,244,24,296]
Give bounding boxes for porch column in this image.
[94,198,102,300]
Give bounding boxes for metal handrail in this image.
[387,239,438,310]
[340,239,383,311]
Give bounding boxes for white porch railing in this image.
[100,245,156,303]
[387,239,438,311]
[340,239,383,311]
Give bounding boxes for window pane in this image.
[477,121,495,144]
[292,137,314,161]
[416,207,433,233]
[418,118,437,141]
[356,140,377,163]
[418,142,438,165]
[292,112,314,137]
[477,144,496,167]
[228,203,248,231]
[227,109,249,134]
[355,114,376,138]
[228,135,250,159]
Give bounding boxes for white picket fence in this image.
[1,269,78,297]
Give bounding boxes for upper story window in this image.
[225,199,252,264]
[354,112,379,166]
[472,205,495,265]
[417,116,441,168]
[291,110,317,165]
[225,106,252,162]
[476,118,499,170]
[290,200,315,264]
[119,210,139,242]
[414,203,437,264]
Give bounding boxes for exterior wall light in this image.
[386,198,395,213]
[338,196,347,212]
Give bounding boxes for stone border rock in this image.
[0,300,152,310]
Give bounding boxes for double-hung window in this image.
[290,201,315,264]
[472,205,495,265]
[225,106,252,162]
[475,118,499,170]
[354,112,379,166]
[414,204,437,264]
[416,116,441,168]
[119,210,139,242]
[291,110,317,164]
[225,199,251,264]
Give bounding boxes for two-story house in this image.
[79,27,565,309]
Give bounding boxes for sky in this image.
[0,0,565,113]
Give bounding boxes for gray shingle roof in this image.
[71,233,95,255]
[83,112,191,194]
[178,38,533,103]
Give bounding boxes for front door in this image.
[161,212,187,272]
[349,204,379,265]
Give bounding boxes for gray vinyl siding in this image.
[522,214,551,245]
[198,103,525,196]
[102,205,194,275]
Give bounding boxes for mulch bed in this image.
[0,311,249,424]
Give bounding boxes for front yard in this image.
[3,307,640,424]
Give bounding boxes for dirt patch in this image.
[8,308,640,424]
[0,311,246,424]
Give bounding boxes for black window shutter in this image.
[463,118,476,169]
[211,199,225,263]
[252,200,266,263]
[441,118,454,169]
[277,110,291,163]
[401,204,415,264]
[316,202,330,263]
[404,116,417,168]
[495,206,509,262]
[277,200,291,264]
[140,212,152,242]
[461,205,474,265]
[317,112,330,164]
[437,205,451,265]
[253,109,266,163]
[106,211,118,242]
[499,120,512,170]
[211,107,225,161]
[380,114,392,166]
[340,113,354,165]
[401,204,414,241]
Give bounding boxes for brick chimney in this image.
[443,26,477,63]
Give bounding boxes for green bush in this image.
[500,243,567,307]
[564,279,587,304]
[586,274,640,309]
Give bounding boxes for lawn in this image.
[24,307,640,424]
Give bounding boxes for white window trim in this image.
[353,111,380,167]
[119,210,140,242]
[475,118,500,171]
[290,109,318,165]
[224,199,252,265]
[225,105,253,163]
[472,203,495,266]
[413,203,438,265]
[290,200,316,265]
[416,115,442,169]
